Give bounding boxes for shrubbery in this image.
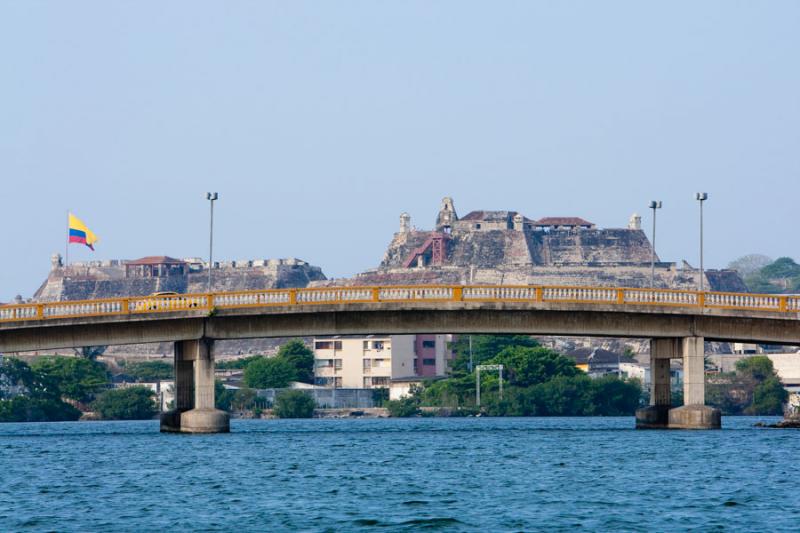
[92,386,158,420]
[273,390,316,418]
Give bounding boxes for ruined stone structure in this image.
[30,255,326,357]
[34,255,326,302]
[318,197,747,292]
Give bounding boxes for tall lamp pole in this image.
[649,201,662,288]
[206,192,218,292]
[695,193,708,292]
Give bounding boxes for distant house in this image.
[124,256,188,278]
[565,347,634,377]
[533,217,596,231]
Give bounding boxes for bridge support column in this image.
[160,339,229,434]
[635,338,675,428]
[668,336,721,429]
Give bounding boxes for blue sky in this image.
[1,1,798,301]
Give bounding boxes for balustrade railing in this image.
[2,285,798,323]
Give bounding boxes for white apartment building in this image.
[313,335,417,389]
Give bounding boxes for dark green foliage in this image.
[31,356,109,403]
[386,396,421,417]
[215,380,233,411]
[0,357,82,422]
[735,356,776,382]
[489,346,579,387]
[588,375,643,416]
[707,356,788,415]
[743,257,800,294]
[73,346,107,360]
[449,335,539,374]
[747,377,788,415]
[276,340,315,383]
[125,361,174,382]
[372,387,389,407]
[243,357,296,388]
[0,396,82,422]
[273,390,315,418]
[231,388,258,411]
[215,355,262,370]
[91,386,158,420]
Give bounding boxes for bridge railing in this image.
[2,285,798,323]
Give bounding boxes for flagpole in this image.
[65,211,69,270]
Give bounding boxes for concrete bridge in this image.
[2,285,799,432]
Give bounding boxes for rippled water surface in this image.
[1,417,798,531]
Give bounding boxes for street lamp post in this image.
[649,201,662,288]
[695,193,708,292]
[206,192,218,292]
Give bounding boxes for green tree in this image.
[449,335,540,374]
[215,380,233,411]
[277,340,315,383]
[91,386,158,420]
[31,356,109,402]
[386,396,421,417]
[273,390,316,418]
[590,375,642,415]
[735,356,776,382]
[528,375,595,416]
[125,361,174,382]
[727,254,773,278]
[216,355,262,370]
[244,357,296,388]
[489,346,578,387]
[747,377,788,415]
[0,396,81,422]
[231,388,258,411]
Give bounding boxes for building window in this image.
[363,377,371,387]
[316,359,333,368]
[422,340,436,349]
[363,359,371,370]
[372,377,389,386]
[363,340,369,350]
[423,358,436,366]
[334,377,342,388]
[334,359,343,370]
[373,341,384,350]
[475,223,481,229]
[315,341,342,350]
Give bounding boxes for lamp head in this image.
[695,192,708,201]
[649,201,662,209]
[206,192,219,201]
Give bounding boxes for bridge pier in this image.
[669,336,721,429]
[635,336,721,430]
[635,338,674,428]
[160,339,229,434]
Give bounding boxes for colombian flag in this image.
[68,213,99,250]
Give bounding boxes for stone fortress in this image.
[316,197,747,292]
[20,196,747,357]
[33,255,326,303]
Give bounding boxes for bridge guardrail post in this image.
[121,299,130,314]
[616,289,624,304]
[207,294,215,310]
[698,293,705,309]
[453,287,463,302]
[780,296,787,312]
[372,287,380,302]
[535,287,543,302]
[36,304,44,319]
[289,289,297,305]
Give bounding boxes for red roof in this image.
[126,256,186,265]
[534,217,594,227]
